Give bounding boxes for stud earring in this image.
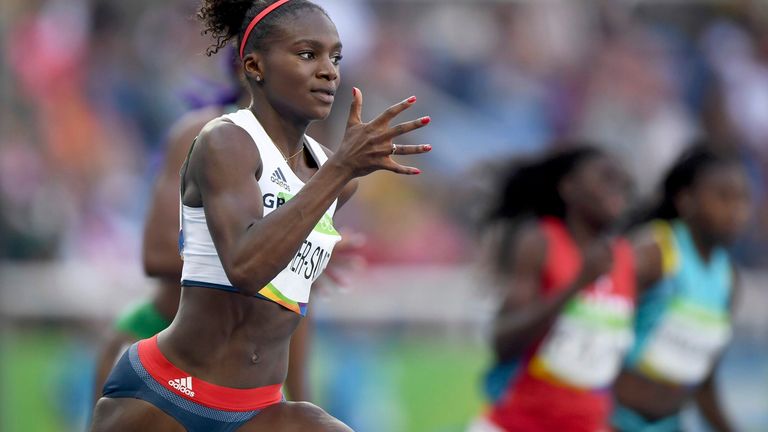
[255,75,263,82]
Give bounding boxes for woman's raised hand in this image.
[332,87,432,178]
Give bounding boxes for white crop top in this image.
[179,109,341,315]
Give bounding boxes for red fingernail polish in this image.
[413,169,421,175]
[352,88,357,96]
[420,116,431,125]
[424,144,432,151]
[407,96,417,104]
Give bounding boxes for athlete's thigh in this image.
[238,401,353,432]
[93,332,136,402]
[90,397,184,432]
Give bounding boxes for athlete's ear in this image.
[243,53,265,83]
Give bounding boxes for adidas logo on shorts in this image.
[270,168,291,191]
[168,376,195,397]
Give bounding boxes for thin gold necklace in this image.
[278,143,304,162]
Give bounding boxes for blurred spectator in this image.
[2,0,767,266]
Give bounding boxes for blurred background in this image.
[1,0,767,431]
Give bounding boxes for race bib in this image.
[639,299,731,384]
[531,290,633,388]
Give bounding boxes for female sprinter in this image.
[90,0,431,430]
[94,53,321,403]
[612,144,751,432]
[471,146,635,432]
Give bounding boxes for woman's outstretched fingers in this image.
[347,87,363,128]
[333,91,430,179]
[392,144,432,156]
[381,158,422,175]
[380,116,431,141]
[369,95,418,128]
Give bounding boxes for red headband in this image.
[239,0,292,59]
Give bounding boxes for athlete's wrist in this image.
[323,156,356,182]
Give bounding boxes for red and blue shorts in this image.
[101,335,283,431]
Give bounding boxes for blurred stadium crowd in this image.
[2,0,768,266]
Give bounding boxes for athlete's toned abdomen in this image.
[158,286,302,389]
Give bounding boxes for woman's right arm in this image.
[630,227,665,295]
[492,224,613,363]
[189,90,430,296]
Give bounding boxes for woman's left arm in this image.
[695,368,735,432]
[695,266,741,432]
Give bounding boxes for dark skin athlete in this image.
[93,104,321,403]
[91,9,431,431]
[613,163,751,432]
[491,155,630,363]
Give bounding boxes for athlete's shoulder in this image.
[187,116,263,181]
[196,115,255,153]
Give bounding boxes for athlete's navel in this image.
[250,351,262,364]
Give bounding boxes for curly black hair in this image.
[645,141,741,222]
[197,0,327,56]
[482,145,603,279]
[488,146,603,223]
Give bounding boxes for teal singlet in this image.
[625,219,733,385]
